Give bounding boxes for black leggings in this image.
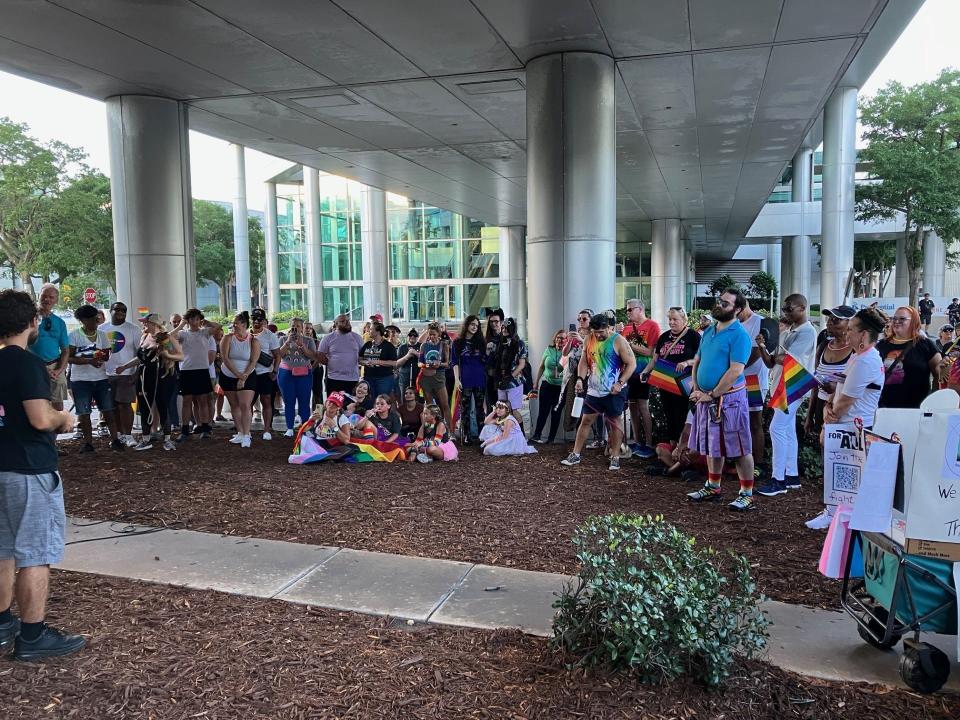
[484,375,498,414]
[458,385,485,440]
[138,365,178,436]
[660,391,690,445]
[534,381,564,441]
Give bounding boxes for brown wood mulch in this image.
[2,572,956,720]
[61,435,834,607]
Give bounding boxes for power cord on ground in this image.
[66,511,185,546]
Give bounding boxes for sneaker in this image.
[72,430,84,440]
[175,433,190,443]
[96,425,110,438]
[530,436,544,444]
[805,509,834,530]
[133,440,153,451]
[241,435,251,449]
[13,625,86,661]
[80,442,95,453]
[728,493,756,511]
[627,441,642,455]
[585,439,604,450]
[757,479,787,497]
[632,444,656,459]
[215,415,228,423]
[200,430,212,439]
[162,439,176,451]
[416,452,432,463]
[687,485,723,502]
[560,452,582,467]
[229,433,243,444]
[785,475,802,490]
[109,439,124,452]
[262,432,272,441]
[0,617,20,654]
[608,456,621,472]
[123,435,138,448]
[284,429,295,438]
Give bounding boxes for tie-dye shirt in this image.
[585,332,624,397]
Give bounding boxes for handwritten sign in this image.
[906,412,960,544]
[823,423,865,509]
[850,442,899,533]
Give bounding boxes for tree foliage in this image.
[193,199,264,314]
[708,273,740,297]
[747,271,777,302]
[852,239,896,297]
[856,68,960,304]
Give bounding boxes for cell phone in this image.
[569,323,576,332]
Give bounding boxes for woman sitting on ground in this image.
[398,386,424,441]
[363,393,402,443]
[479,399,537,456]
[406,403,458,463]
[308,391,352,444]
[345,379,374,415]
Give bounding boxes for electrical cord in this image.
[66,511,185,546]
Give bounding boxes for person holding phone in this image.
[278,317,320,437]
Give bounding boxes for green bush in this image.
[271,309,306,324]
[201,305,220,315]
[551,514,768,687]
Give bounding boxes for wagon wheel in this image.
[899,642,951,694]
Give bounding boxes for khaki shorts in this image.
[108,374,138,404]
[49,368,69,403]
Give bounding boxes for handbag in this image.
[257,350,274,368]
[291,365,310,377]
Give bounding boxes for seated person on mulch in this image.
[345,380,374,415]
[307,392,352,444]
[407,404,458,463]
[479,399,537,456]
[651,416,740,482]
[398,386,424,441]
[357,394,402,443]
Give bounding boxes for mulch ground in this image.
[2,572,957,720]
[61,433,833,607]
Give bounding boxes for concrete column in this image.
[650,219,683,327]
[303,167,323,323]
[786,147,813,296]
[895,236,909,296]
[780,237,794,297]
[107,95,194,316]
[499,226,527,339]
[360,186,389,319]
[820,87,858,311]
[923,229,945,296]
[526,52,615,359]
[231,144,250,311]
[767,240,783,309]
[264,181,280,314]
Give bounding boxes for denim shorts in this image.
[366,375,396,399]
[0,471,66,568]
[70,378,114,415]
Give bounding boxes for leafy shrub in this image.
[201,305,220,315]
[551,514,768,687]
[271,309,306,324]
[687,308,710,329]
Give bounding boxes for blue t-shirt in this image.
[29,312,69,363]
[695,319,751,392]
[451,341,487,389]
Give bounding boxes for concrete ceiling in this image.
[0,0,923,257]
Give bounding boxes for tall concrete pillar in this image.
[923,229,945,296]
[107,95,194,316]
[650,219,683,327]
[303,167,323,323]
[786,148,813,296]
[360,186,389,319]
[820,87,858,311]
[231,144,250,311]
[264,181,280,314]
[499,226,527,339]
[767,240,783,309]
[895,236,909,296]
[526,52,615,358]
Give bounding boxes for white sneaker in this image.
[162,439,176,451]
[294,415,301,425]
[123,435,138,448]
[805,509,833,530]
[241,435,251,448]
[262,431,272,441]
[284,429,295,438]
[229,433,243,444]
[416,453,433,463]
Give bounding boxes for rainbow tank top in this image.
[585,333,623,397]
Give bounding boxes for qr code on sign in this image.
[832,463,860,492]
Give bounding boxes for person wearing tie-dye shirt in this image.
[560,313,636,472]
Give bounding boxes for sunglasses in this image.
[716,300,734,308]
[781,305,794,313]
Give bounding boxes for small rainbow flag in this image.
[647,358,691,397]
[746,374,763,409]
[449,383,461,427]
[768,353,819,412]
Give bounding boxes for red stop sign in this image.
[84,287,97,304]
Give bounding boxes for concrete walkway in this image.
[58,517,960,692]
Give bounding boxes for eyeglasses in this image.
[781,305,794,313]
[578,316,590,322]
[626,306,640,311]
[891,316,911,324]
[716,300,734,308]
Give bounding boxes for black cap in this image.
[407,328,419,338]
[822,305,855,320]
[251,307,267,321]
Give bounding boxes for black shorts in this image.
[254,372,276,396]
[921,314,932,325]
[179,369,213,396]
[584,390,628,419]
[627,374,650,401]
[218,372,256,393]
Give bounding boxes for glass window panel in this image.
[352,244,363,279]
[321,245,351,282]
[277,226,302,252]
[464,217,484,239]
[465,284,500,318]
[423,206,456,239]
[351,287,365,320]
[388,207,420,242]
[391,287,404,321]
[323,287,352,320]
[390,241,424,280]
[446,285,461,320]
[616,242,641,278]
[278,252,305,285]
[425,240,459,279]
[352,212,361,244]
[463,237,499,278]
[279,288,306,312]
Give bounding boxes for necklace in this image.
[81,327,98,341]
[827,339,849,351]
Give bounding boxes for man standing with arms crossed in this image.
[623,300,659,458]
[0,289,86,660]
[686,288,757,511]
[28,283,70,414]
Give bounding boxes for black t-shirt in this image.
[654,328,701,365]
[370,410,401,436]
[360,339,397,379]
[0,346,58,474]
[876,336,939,409]
[919,299,935,318]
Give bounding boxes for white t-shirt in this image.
[208,336,217,379]
[838,347,884,426]
[313,413,351,439]
[739,312,769,397]
[69,328,111,382]
[98,321,141,376]
[253,329,280,375]
[178,327,213,372]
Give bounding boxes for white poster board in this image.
[823,423,866,509]
[905,412,960,543]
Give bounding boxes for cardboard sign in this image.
[823,423,865,509]
[905,412,960,545]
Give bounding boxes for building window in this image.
[279,287,306,312]
[464,284,500,318]
[463,231,499,278]
[406,286,460,322]
[323,286,364,320]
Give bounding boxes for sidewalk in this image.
[58,517,960,692]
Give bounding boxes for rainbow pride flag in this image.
[768,354,819,412]
[745,374,763,409]
[647,358,691,397]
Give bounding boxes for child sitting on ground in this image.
[479,399,537,456]
[406,404,458,463]
[308,391,352,443]
[651,413,739,482]
[357,393,402,443]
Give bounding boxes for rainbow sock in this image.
[707,473,722,491]
[739,475,754,496]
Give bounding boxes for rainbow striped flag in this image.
[647,358,691,397]
[745,374,763,409]
[449,384,461,427]
[768,353,819,412]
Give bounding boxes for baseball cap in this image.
[138,312,165,327]
[370,313,383,322]
[822,305,856,320]
[251,308,267,321]
[327,391,345,408]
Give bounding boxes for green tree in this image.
[708,273,740,297]
[747,271,777,303]
[856,68,960,304]
[193,199,264,315]
[852,239,896,297]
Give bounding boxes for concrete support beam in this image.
[499,226,527,340]
[263,182,280,315]
[923,230,945,296]
[303,167,323,323]
[360,186,389,320]
[231,143,250,312]
[650,219,683,327]
[786,148,813,296]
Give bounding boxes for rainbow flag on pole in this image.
[768,353,819,412]
[745,374,763,409]
[647,358,692,397]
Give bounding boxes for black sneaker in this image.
[80,442,95,453]
[785,475,802,490]
[13,625,86,661]
[109,439,124,452]
[0,617,20,654]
